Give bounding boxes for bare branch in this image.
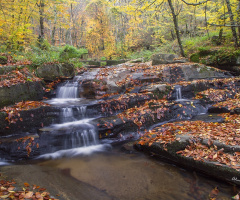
[180,0,209,6]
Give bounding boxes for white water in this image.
[41,75,109,158]
[175,85,188,101]
[176,85,182,100]
[57,82,79,98]
[61,106,87,122]
[52,118,95,129]
[57,76,82,99]
[0,160,9,165]
[38,144,111,159]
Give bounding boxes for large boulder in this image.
[36,63,75,81]
[162,63,230,83]
[151,54,187,65]
[0,81,44,108]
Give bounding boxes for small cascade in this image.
[76,106,87,118]
[62,107,74,118]
[175,85,182,100]
[64,128,98,149]
[57,76,81,98]
[49,118,99,151]
[61,107,75,122]
[61,106,87,122]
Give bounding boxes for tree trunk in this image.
[39,0,45,41]
[225,0,238,46]
[167,0,185,57]
[51,6,57,45]
[237,0,240,39]
[205,1,209,37]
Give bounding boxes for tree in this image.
[225,0,238,46]
[37,0,45,41]
[167,0,185,57]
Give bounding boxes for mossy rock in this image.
[106,60,126,66]
[0,56,7,65]
[0,81,44,108]
[87,61,101,67]
[190,53,200,63]
[36,63,75,81]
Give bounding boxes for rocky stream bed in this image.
[1,57,240,199]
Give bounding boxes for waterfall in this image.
[175,85,183,100]
[56,76,81,98]
[64,127,98,149]
[61,106,87,122]
[38,74,110,159]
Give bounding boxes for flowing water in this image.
[0,75,237,199]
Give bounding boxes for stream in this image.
[0,73,237,199]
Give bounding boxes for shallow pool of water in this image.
[0,145,236,200]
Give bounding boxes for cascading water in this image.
[38,75,110,159]
[57,76,81,98]
[61,106,87,122]
[175,85,182,100]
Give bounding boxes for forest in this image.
[0,0,239,61]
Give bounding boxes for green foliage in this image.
[213,48,240,65]
[26,45,60,67]
[190,46,240,66]
[59,45,88,62]
[68,59,83,68]
[36,39,51,51]
[127,49,154,61]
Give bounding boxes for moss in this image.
[190,53,200,63]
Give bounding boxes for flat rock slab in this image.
[151,54,188,65]
[135,142,240,185]
[134,115,240,185]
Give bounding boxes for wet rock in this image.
[0,81,44,108]
[36,63,75,81]
[93,116,138,138]
[151,54,187,65]
[81,80,98,98]
[0,106,61,136]
[208,107,230,114]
